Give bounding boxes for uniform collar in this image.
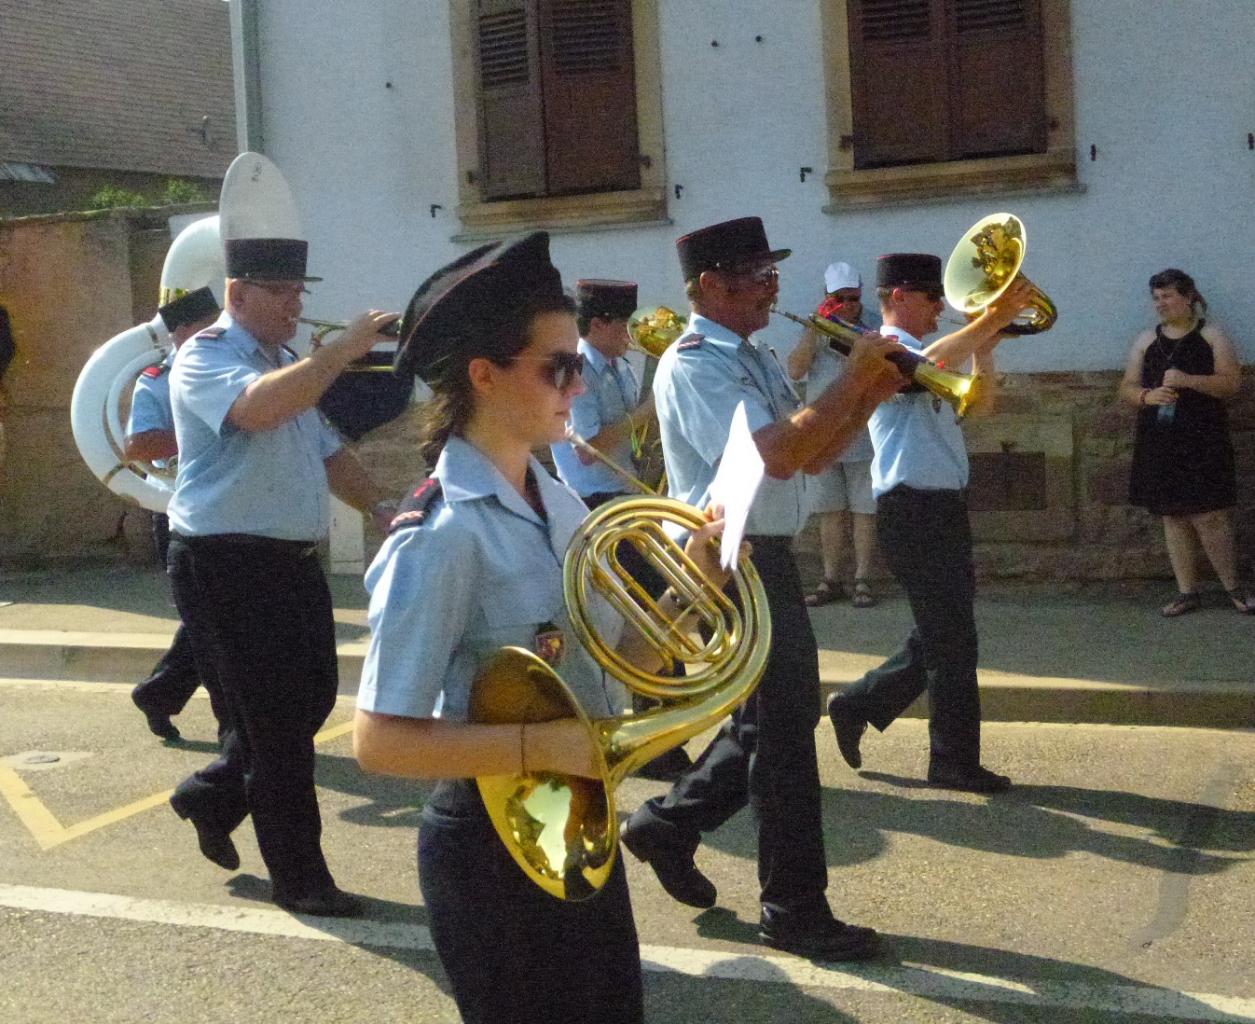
[879,323,923,351]
[687,312,750,355]
[434,435,552,526]
[578,337,615,374]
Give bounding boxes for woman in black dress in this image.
[1121,269,1250,616]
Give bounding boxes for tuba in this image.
[470,496,770,900]
[627,304,686,358]
[69,215,225,512]
[943,212,1057,336]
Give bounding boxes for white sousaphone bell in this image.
[69,215,225,512]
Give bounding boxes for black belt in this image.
[172,532,319,558]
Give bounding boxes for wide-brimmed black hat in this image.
[575,279,637,322]
[876,253,942,291]
[224,238,322,282]
[676,216,791,281]
[394,231,566,384]
[157,286,221,332]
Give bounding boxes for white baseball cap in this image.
[824,261,862,293]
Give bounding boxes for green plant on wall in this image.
[86,178,211,211]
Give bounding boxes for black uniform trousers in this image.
[132,623,227,724]
[840,485,982,769]
[627,535,828,916]
[419,779,643,1024]
[167,533,340,900]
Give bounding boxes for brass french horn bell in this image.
[470,497,771,901]
[943,212,1057,336]
[773,308,980,419]
[627,305,686,358]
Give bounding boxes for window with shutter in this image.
[823,0,1075,207]
[472,0,640,202]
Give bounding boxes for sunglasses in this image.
[505,351,586,391]
[245,281,310,297]
[911,287,945,303]
[719,264,780,286]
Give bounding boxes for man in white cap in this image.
[787,261,880,608]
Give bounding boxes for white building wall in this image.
[251,0,1255,374]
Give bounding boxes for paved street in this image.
[2,672,1254,1023]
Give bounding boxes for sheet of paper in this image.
[707,401,765,570]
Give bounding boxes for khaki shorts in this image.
[807,458,876,515]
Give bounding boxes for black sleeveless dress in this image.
[1128,319,1235,516]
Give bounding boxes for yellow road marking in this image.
[0,718,356,851]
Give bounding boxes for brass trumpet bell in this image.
[471,496,770,900]
[943,212,1057,336]
[627,305,686,358]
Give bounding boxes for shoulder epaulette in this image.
[388,477,443,534]
[140,363,169,379]
[676,334,705,351]
[195,326,227,341]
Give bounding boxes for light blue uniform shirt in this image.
[167,315,343,539]
[653,313,805,537]
[550,338,638,496]
[868,326,969,498]
[357,435,625,723]
[126,354,175,470]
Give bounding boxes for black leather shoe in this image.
[759,908,880,961]
[133,688,180,741]
[275,887,366,918]
[827,694,866,770]
[170,797,240,870]
[633,746,694,783]
[621,825,716,909]
[927,763,1012,793]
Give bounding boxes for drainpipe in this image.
[228,0,264,152]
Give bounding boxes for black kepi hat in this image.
[575,279,638,322]
[224,238,322,282]
[876,253,943,291]
[158,286,221,332]
[675,216,791,281]
[394,231,566,384]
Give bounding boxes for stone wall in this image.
[0,205,214,565]
[793,368,1255,584]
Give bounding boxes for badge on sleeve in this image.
[533,621,566,666]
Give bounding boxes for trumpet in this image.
[297,317,400,372]
[774,307,980,419]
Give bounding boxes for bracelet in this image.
[1138,388,1149,406]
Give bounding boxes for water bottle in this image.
[1157,401,1176,426]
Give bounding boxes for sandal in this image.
[1226,588,1255,615]
[1160,592,1201,618]
[805,579,842,607]
[851,579,878,609]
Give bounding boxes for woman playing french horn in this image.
[352,233,730,1024]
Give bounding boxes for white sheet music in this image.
[708,402,765,570]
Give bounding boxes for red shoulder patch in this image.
[676,333,705,351]
[195,326,227,340]
[140,364,167,379]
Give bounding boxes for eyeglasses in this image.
[911,287,945,303]
[719,264,780,286]
[244,281,310,297]
[505,351,586,391]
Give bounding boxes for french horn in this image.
[470,496,770,900]
[69,215,225,512]
[943,212,1057,336]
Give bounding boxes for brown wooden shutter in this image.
[537,0,640,195]
[950,0,1046,158]
[848,0,949,168]
[476,0,546,199]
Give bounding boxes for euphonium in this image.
[773,307,980,419]
[470,497,770,901]
[943,212,1057,336]
[626,304,686,358]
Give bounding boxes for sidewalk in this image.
[1,565,1251,728]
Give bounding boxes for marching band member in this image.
[165,232,398,917]
[125,287,227,742]
[620,217,905,961]
[353,232,728,1024]
[827,254,1032,794]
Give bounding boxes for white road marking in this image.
[1,883,1252,1021]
